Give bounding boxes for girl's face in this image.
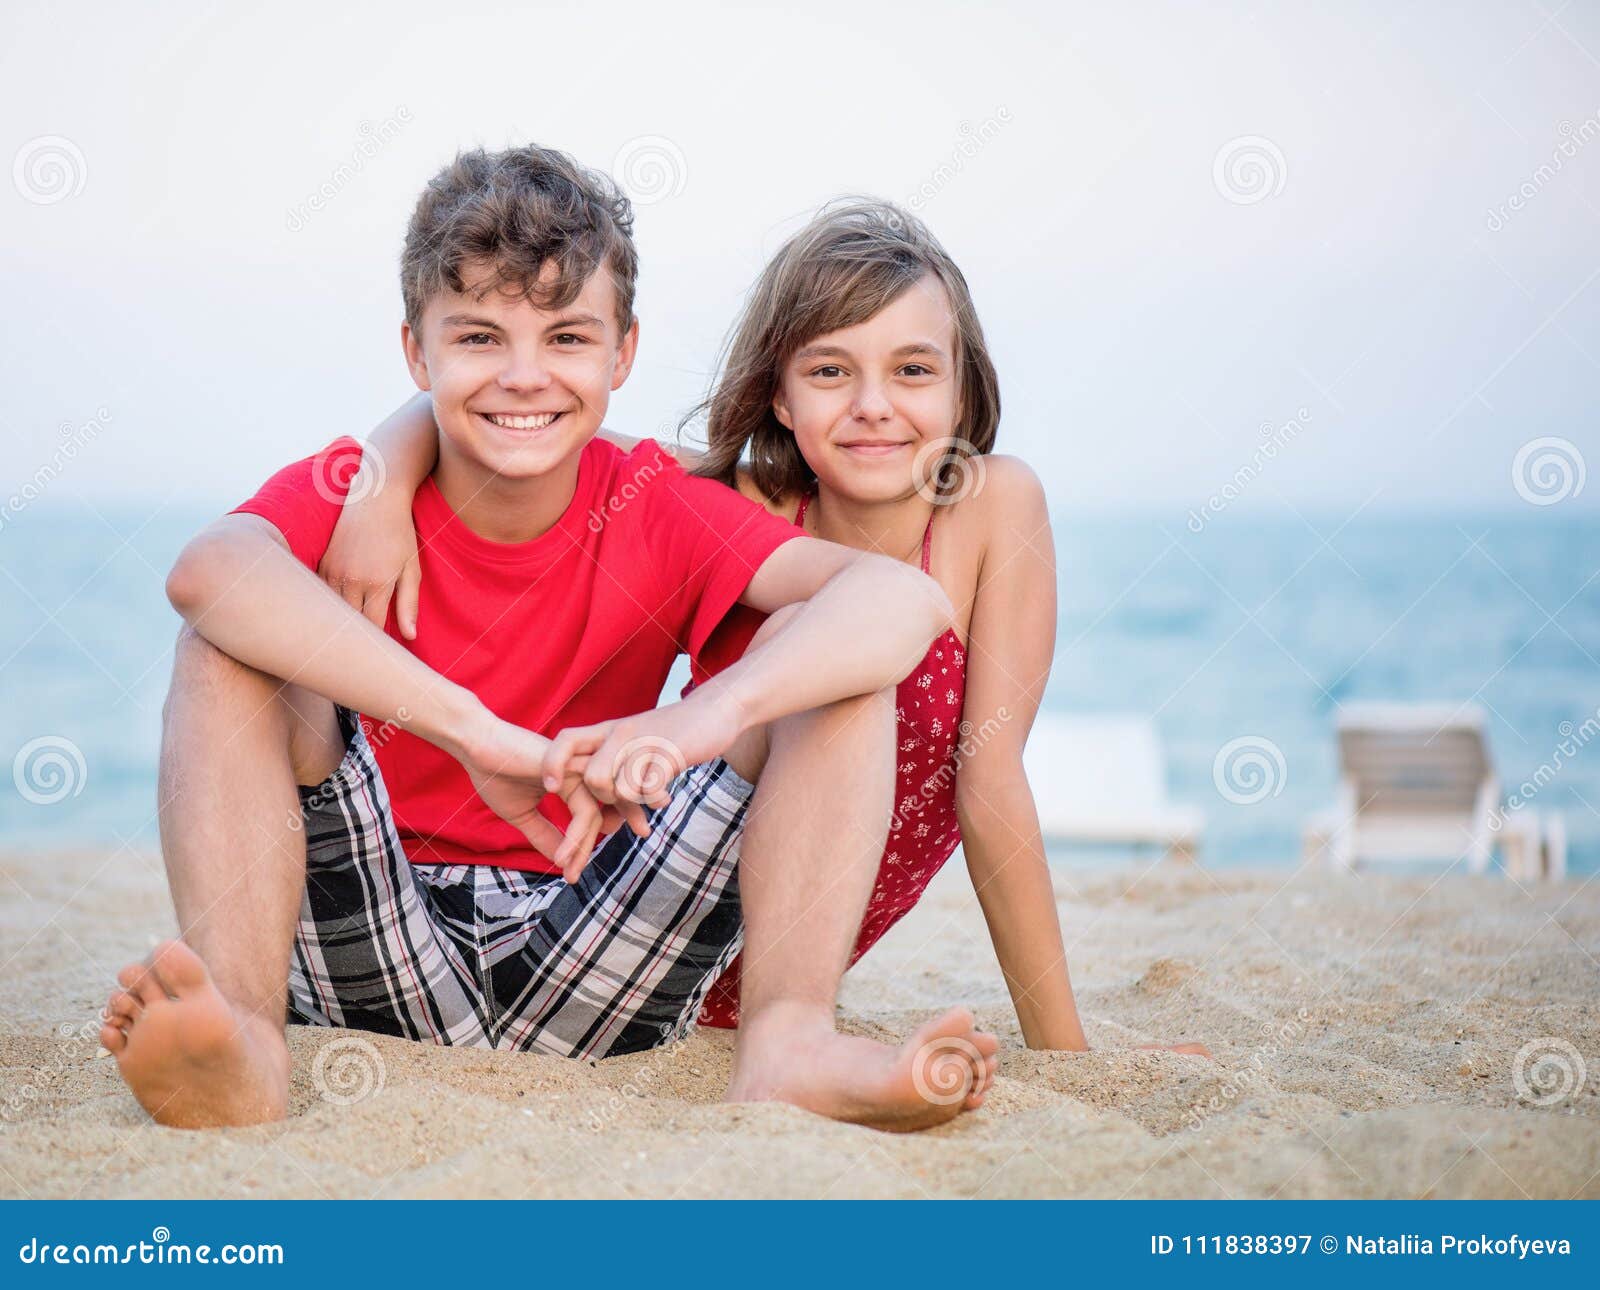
[772,273,961,505]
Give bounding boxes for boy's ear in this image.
[609,317,640,391]
[401,320,432,391]
[771,386,793,430]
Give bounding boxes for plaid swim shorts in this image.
[286,709,750,1060]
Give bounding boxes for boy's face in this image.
[402,259,638,481]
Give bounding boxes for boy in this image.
[100,144,998,1133]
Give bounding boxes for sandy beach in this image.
[1,849,1595,1199]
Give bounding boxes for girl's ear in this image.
[771,385,793,431]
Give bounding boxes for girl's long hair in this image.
[688,199,1001,502]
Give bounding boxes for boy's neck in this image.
[432,446,583,545]
[807,487,935,568]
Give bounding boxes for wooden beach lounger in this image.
[1302,702,1566,880]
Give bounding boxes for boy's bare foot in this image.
[726,1004,1000,1133]
[100,939,290,1128]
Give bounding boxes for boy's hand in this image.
[540,694,745,828]
[318,459,423,639]
[458,717,627,884]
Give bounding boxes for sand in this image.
[1,848,1596,1199]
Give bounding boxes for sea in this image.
[1,501,1595,874]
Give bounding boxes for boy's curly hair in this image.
[401,144,637,334]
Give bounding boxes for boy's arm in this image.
[318,393,439,638]
[167,513,642,869]
[541,536,955,801]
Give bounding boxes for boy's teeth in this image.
[486,412,558,430]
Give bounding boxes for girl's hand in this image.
[1137,1042,1213,1060]
[318,456,423,639]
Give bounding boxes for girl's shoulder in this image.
[733,465,803,523]
[973,453,1046,505]
[948,453,1049,544]
[931,455,1051,627]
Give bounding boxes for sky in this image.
[2,0,1596,518]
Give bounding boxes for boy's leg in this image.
[722,674,999,1131]
[100,627,344,1127]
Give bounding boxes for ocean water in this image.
[1,501,1595,873]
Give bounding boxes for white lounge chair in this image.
[1024,714,1204,861]
[1302,702,1565,879]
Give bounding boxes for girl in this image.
[322,199,1205,1055]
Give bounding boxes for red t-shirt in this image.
[233,435,799,874]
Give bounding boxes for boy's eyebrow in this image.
[439,313,504,330]
[891,341,948,359]
[545,312,606,331]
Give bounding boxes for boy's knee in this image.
[166,626,250,710]
[164,628,342,785]
[771,683,895,756]
[164,629,281,750]
[722,605,893,782]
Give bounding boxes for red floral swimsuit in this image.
[698,492,968,1028]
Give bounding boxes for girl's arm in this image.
[320,402,707,636]
[956,459,1208,1056]
[952,456,1088,1050]
[318,392,438,638]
